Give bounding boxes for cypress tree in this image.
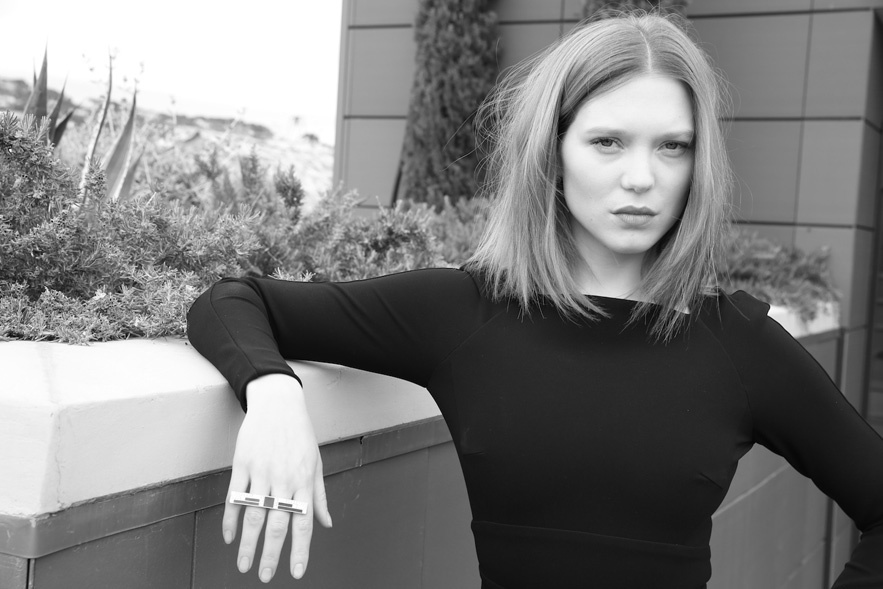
[396,0,497,209]
[581,0,691,18]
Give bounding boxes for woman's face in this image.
[559,74,694,268]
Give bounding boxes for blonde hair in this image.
[466,10,732,340]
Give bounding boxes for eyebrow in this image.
[583,127,695,140]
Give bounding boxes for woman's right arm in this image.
[187,269,484,582]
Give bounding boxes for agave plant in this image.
[22,47,76,147]
[78,55,142,204]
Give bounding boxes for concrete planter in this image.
[0,302,843,588]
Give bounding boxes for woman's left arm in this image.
[723,293,883,587]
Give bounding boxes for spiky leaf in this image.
[103,92,137,201]
[23,48,48,119]
[116,146,143,202]
[79,55,114,201]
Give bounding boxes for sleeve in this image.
[720,291,883,587]
[186,268,485,411]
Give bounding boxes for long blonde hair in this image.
[466,10,732,340]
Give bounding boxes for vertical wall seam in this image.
[793,11,815,226]
[189,511,198,589]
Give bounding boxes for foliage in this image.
[78,56,141,204]
[23,48,76,147]
[0,111,446,343]
[406,195,490,266]
[718,229,838,322]
[397,0,498,209]
[580,0,691,18]
[284,191,447,282]
[0,111,261,342]
[0,105,838,344]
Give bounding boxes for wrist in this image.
[245,374,305,409]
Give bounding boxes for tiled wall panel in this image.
[780,541,826,589]
[813,0,883,10]
[736,223,797,248]
[492,0,563,22]
[688,0,812,15]
[349,0,417,26]
[802,336,840,378]
[496,23,563,72]
[841,328,869,409]
[692,16,810,118]
[798,121,876,228]
[562,0,589,21]
[340,119,407,204]
[805,11,875,120]
[422,443,479,589]
[710,467,828,589]
[719,445,787,507]
[826,502,856,585]
[827,523,856,586]
[0,554,28,589]
[32,514,194,589]
[866,15,883,128]
[727,121,801,223]
[346,28,415,116]
[193,450,431,589]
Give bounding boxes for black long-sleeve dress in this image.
[187,267,883,588]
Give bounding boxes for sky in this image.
[0,0,343,144]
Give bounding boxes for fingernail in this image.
[293,563,305,579]
[238,556,250,573]
[260,568,272,583]
[223,530,232,544]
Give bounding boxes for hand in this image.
[223,374,333,583]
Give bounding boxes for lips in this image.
[613,206,656,216]
[613,206,657,227]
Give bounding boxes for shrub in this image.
[397,0,498,209]
[580,0,691,18]
[0,111,262,342]
[285,191,447,282]
[718,229,838,321]
[0,108,838,344]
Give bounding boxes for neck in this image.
[572,251,646,300]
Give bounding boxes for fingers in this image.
[289,486,314,580]
[313,457,333,529]
[237,481,271,577]
[256,485,293,583]
[222,467,249,545]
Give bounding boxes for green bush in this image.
[581,0,691,18]
[397,0,498,209]
[718,229,838,321]
[0,108,838,344]
[0,112,446,343]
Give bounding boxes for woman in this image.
[187,11,883,588]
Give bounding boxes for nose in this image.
[620,151,654,194]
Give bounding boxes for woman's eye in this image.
[662,141,689,154]
[591,138,618,150]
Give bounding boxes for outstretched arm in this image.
[187,269,484,581]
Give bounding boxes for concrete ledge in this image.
[767,301,839,339]
[1,339,438,518]
[0,301,838,521]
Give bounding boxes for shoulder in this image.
[355,267,486,299]
[694,290,772,341]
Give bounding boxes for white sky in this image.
[0,0,343,144]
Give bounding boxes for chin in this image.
[608,242,660,257]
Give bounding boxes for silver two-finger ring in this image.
[230,491,309,515]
